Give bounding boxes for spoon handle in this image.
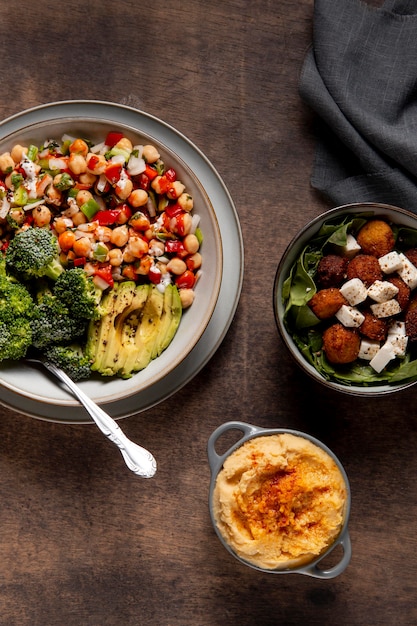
[43,361,157,478]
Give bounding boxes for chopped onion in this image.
[110,154,126,165]
[93,275,111,290]
[96,174,108,193]
[146,197,156,217]
[23,199,44,211]
[61,133,76,143]
[190,214,200,234]
[90,141,106,154]
[127,155,146,176]
[49,157,68,170]
[0,196,10,219]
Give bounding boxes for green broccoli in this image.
[43,343,92,381]
[5,226,64,282]
[31,286,88,349]
[54,267,102,320]
[0,270,34,362]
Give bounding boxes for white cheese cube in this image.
[338,234,361,259]
[369,342,396,373]
[388,321,406,337]
[367,280,399,303]
[378,251,403,274]
[397,253,417,289]
[387,335,408,357]
[340,278,368,306]
[335,304,365,327]
[359,339,380,360]
[370,299,402,318]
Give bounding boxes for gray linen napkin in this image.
[299,0,417,211]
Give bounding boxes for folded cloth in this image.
[299,0,417,212]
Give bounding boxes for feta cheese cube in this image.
[335,304,365,327]
[378,251,403,274]
[338,234,361,259]
[370,299,402,318]
[359,339,380,360]
[367,280,399,303]
[397,253,417,289]
[388,321,406,337]
[387,335,408,356]
[369,342,396,373]
[340,278,368,306]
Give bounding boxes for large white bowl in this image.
[274,202,417,397]
[0,102,240,422]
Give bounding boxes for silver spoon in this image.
[26,356,157,478]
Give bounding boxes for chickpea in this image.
[76,189,93,207]
[68,153,87,175]
[183,233,200,254]
[172,212,192,236]
[142,144,160,163]
[110,225,129,247]
[86,153,107,175]
[167,180,185,200]
[58,230,76,252]
[127,236,149,258]
[148,239,165,257]
[72,211,87,227]
[115,176,133,200]
[136,255,152,275]
[128,188,148,208]
[10,144,28,163]
[69,138,89,157]
[36,173,53,196]
[166,257,187,275]
[151,176,164,195]
[186,252,202,271]
[108,248,123,266]
[0,152,15,174]
[179,288,195,308]
[78,172,97,187]
[177,192,194,212]
[73,236,92,257]
[32,204,52,227]
[45,186,63,206]
[8,208,25,226]
[114,137,133,152]
[129,211,151,232]
[54,216,74,233]
[122,248,135,263]
[93,226,110,243]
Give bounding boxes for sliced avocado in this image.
[132,286,165,372]
[113,284,150,377]
[152,284,182,359]
[89,282,136,375]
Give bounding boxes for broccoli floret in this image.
[54,267,102,320]
[0,271,34,362]
[5,226,64,282]
[43,343,92,381]
[31,287,87,349]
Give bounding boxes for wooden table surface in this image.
[1,1,415,624]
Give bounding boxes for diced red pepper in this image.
[165,239,185,254]
[148,265,162,284]
[144,164,158,181]
[135,172,150,191]
[94,264,114,287]
[105,131,124,147]
[105,162,123,185]
[164,167,177,182]
[175,270,196,289]
[73,256,86,267]
[165,203,183,218]
[96,209,123,225]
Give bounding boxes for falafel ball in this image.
[387,275,411,310]
[356,219,395,257]
[405,307,417,342]
[359,310,388,341]
[347,254,383,286]
[316,254,349,288]
[308,288,347,320]
[322,323,361,364]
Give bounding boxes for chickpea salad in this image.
[282,212,417,387]
[0,130,203,379]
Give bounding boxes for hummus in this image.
[212,433,348,570]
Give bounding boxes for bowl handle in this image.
[207,421,262,476]
[300,531,352,579]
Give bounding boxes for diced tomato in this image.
[94,264,114,287]
[87,154,100,170]
[148,265,162,284]
[165,203,183,218]
[176,270,196,289]
[134,172,150,191]
[144,164,158,181]
[1,240,9,251]
[73,256,86,266]
[116,203,132,224]
[165,239,185,254]
[96,209,123,225]
[105,131,124,147]
[24,214,34,226]
[164,167,177,182]
[105,162,123,185]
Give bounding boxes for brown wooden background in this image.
[0,1,415,624]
